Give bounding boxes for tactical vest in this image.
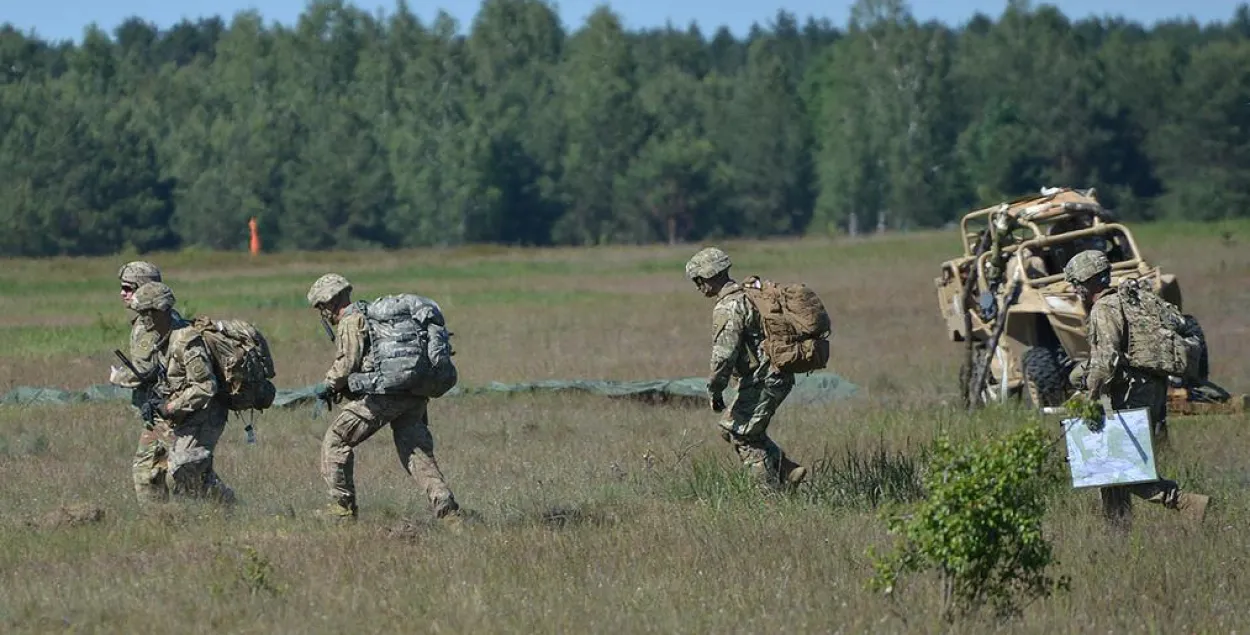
[346,294,458,398]
[1116,280,1201,380]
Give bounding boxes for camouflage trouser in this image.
[321,394,459,517]
[1099,376,1179,524]
[717,372,795,486]
[1106,373,1171,447]
[132,422,172,505]
[133,403,234,506]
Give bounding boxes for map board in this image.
[1062,407,1159,489]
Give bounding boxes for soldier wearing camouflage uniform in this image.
[129,282,235,506]
[107,262,183,505]
[685,248,807,490]
[1065,250,1208,527]
[307,273,463,523]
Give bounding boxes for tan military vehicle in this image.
[934,187,1243,414]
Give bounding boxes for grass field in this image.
[1,220,1248,633]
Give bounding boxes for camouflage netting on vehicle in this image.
[0,372,857,409]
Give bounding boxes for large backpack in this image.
[1116,279,1202,380]
[347,293,458,398]
[191,316,277,411]
[739,276,833,375]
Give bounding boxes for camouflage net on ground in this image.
[0,372,857,409]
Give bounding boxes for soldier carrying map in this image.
[1064,250,1209,528]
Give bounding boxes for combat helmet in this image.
[307,273,352,307]
[1064,250,1111,285]
[130,282,176,312]
[685,247,732,280]
[118,261,162,287]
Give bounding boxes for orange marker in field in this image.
[249,217,261,255]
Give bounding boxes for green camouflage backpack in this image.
[1116,279,1202,380]
[191,317,277,411]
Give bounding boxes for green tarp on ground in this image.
[0,373,857,409]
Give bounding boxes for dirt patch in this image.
[26,503,106,530]
[539,504,619,530]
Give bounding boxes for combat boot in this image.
[780,456,808,487]
[1177,492,1209,524]
[315,500,357,523]
[436,504,468,534]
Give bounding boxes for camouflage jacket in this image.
[708,280,772,394]
[1085,288,1157,399]
[113,308,184,406]
[324,311,368,392]
[153,322,220,425]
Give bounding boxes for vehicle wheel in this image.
[1022,346,1068,408]
[1182,314,1209,382]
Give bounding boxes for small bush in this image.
[868,424,1069,621]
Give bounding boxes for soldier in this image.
[129,282,235,506]
[306,273,463,524]
[685,247,806,491]
[1064,250,1208,527]
[107,262,184,506]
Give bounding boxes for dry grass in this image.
[1,221,1248,633]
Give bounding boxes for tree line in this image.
[2,0,1249,257]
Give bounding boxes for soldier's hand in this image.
[313,381,334,399]
[710,391,726,413]
[1085,416,1105,434]
[139,397,167,428]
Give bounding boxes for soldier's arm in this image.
[164,339,218,418]
[708,296,747,394]
[111,322,160,387]
[1085,300,1123,399]
[324,312,367,391]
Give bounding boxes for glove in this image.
[139,397,167,429]
[312,382,337,419]
[710,391,726,413]
[1085,414,1105,434]
[1084,399,1106,433]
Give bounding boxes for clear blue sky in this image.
[6,0,1244,43]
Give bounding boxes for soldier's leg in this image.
[167,414,231,503]
[132,423,170,506]
[1099,485,1133,529]
[391,400,459,518]
[1123,479,1179,507]
[1121,377,1169,449]
[719,374,796,487]
[1124,478,1208,522]
[1147,381,1169,449]
[321,398,388,515]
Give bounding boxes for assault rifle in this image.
[113,348,160,384]
[114,349,166,429]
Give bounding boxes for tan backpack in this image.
[740,276,832,374]
[191,316,277,411]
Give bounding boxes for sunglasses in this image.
[121,284,137,292]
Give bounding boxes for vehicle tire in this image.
[1181,314,1209,382]
[1022,346,1068,408]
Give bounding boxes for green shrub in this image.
[868,424,1069,621]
